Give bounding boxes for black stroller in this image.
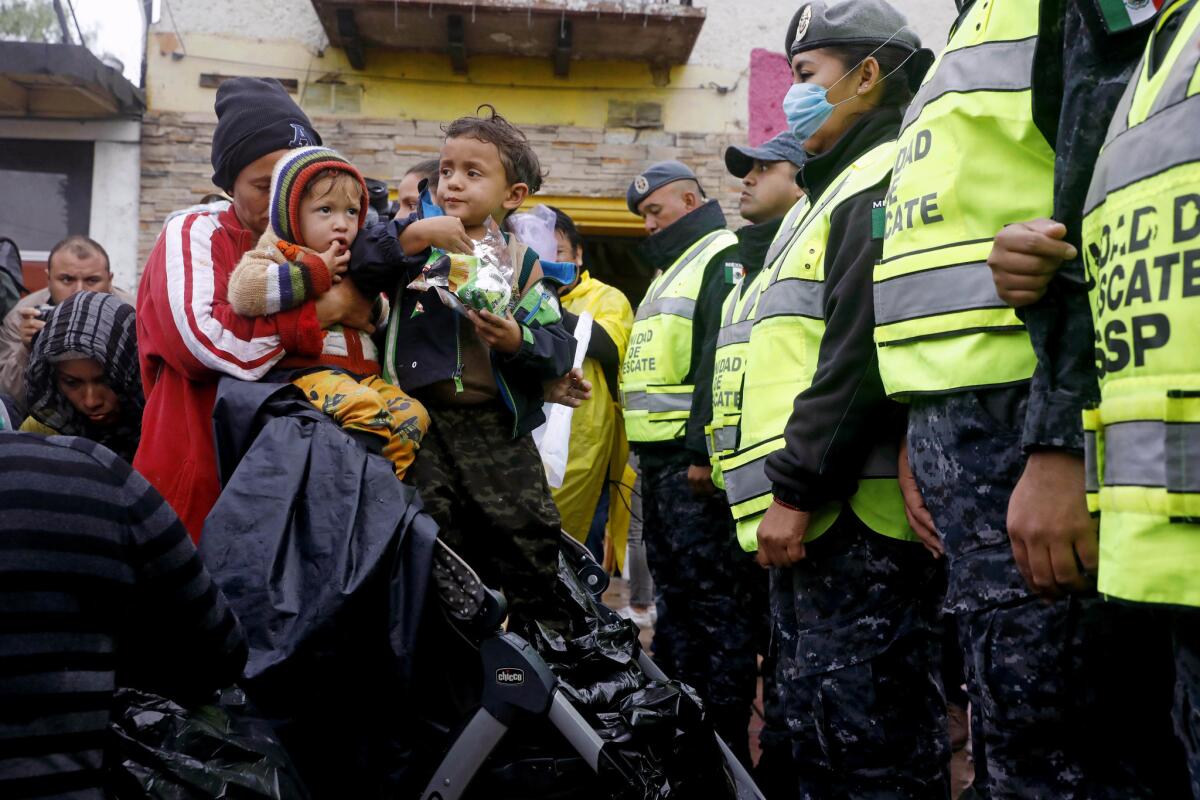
[415,533,763,799]
[189,378,765,799]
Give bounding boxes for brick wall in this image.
[138,111,744,271]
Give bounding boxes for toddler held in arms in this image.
[228,146,428,479]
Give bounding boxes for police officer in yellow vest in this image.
[620,160,759,763]
[991,0,1200,792]
[736,2,949,796]
[878,0,1187,796]
[1082,3,1200,790]
[693,130,807,796]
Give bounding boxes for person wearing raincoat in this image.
[548,207,635,561]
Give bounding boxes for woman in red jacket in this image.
[135,78,374,540]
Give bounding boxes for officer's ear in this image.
[679,181,703,211]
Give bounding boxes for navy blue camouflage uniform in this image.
[689,216,791,781]
[1018,0,1200,794]
[763,108,950,800]
[632,199,760,764]
[906,3,1190,797]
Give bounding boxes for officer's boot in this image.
[708,704,753,770]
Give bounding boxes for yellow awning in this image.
[519,195,645,238]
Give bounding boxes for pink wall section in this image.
[748,48,792,146]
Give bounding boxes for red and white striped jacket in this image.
[134,204,323,541]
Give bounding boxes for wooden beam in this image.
[553,18,572,78]
[199,73,299,93]
[447,14,468,75]
[0,75,28,114]
[69,82,120,115]
[336,9,366,70]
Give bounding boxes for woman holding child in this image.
[135,78,386,539]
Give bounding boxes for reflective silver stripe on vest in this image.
[1084,429,1100,494]
[724,441,897,505]
[873,261,1004,325]
[717,319,754,348]
[644,229,727,306]
[1084,95,1200,216]
[1150,31,1200,115]
[1103,420,1166,488]
[724,456,771,505]
[622,390,693,413]
[712,425,738,453]
[757,278,824,321]
[636,296,696,322]
[764,199,813,267]
[1099,418,1200,493]
[901,36,1038,133]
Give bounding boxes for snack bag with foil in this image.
[456,216,513,315]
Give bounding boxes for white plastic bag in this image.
[533,312,592,488]
[506,205,559,264]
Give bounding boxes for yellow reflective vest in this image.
[721,144,914,552]
[1081,0,1200,608]
[622,228,738,443]
[875,0,1052,396]
[706,202,810,491]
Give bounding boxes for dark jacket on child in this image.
[350,214,576,438]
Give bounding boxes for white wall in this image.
[156,0,327,50]
[90,141,143,293]
[691,0,955,73]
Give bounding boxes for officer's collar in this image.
[736,217,784,272]
[797,106,903,201]
[637,199,728,266]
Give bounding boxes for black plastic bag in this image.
[107,687,310,799]
[200,378,439,797]
[527,549,739,799]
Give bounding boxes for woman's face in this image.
[55,358,119,426]
[790,48,879,155]
[232,149,289,237]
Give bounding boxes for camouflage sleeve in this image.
[1020,0,1143,453]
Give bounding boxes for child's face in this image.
[397,172,424,216]
[297,174,361,252]
[437,136,526,231]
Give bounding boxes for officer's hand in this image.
[899,436,942,559]
[687,464,716,497]
[987,219,1078,308]
[1007,450,1099,598]
[756,500,810,567]
[544,367,592,407]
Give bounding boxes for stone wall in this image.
[138,110,745,270]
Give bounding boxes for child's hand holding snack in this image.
[468,308,522,354]
[400,216,475,256]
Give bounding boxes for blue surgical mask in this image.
[782,82,835,143]
[782,26,919,144]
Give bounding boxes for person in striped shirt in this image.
[0,433,247,799]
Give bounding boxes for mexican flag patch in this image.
[1095,0,1165,34]
[724,262,745,285]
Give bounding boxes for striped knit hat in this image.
[269,146,369,244]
